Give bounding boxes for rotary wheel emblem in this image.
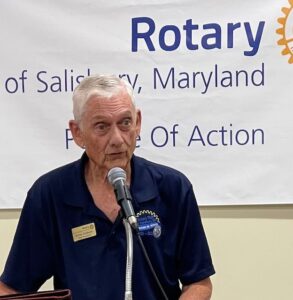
[276,0,293,63]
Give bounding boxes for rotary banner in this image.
[0,0,292,207]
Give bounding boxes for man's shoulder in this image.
[133,155,191,186]
[38,159,80,183]
[28,158,82,196]
[132,156,197,212]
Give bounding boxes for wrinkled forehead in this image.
[87,81,120,96]
[87,88,134,107]
[82,90,137,120]
[86,84,134,104]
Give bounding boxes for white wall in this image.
[201,205,293,300]
[1,206,293,299]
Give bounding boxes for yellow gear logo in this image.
[276,0,293,63]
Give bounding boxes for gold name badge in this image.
[71,223,97,242]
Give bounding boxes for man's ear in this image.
[135,109,142,136]
[69,120,85,149]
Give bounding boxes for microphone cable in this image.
[134,229,169,300]
[108,167,168,299]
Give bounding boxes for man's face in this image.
[70,89,141,175]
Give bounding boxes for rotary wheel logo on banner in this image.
[277,0,293,63]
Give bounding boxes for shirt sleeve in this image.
[0,187,55,292]
[177,185,215,285]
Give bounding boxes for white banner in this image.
[0,0,292,207]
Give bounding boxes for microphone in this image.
[107,167,138,230]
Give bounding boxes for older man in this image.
[0,74,215,299]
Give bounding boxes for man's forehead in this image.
[84,95,136,119]
[87,92,133,108]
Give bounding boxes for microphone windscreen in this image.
[107,167,126,185]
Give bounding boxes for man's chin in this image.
[107,158,129,170]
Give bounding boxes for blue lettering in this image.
[235,129,250,145]
[252,129,265,144]
[132,17,156,52]
[243,21,265,56]
[207,130,218,146]
[131,18,265,56]
[154,67,175,89]
[183,19,199,50]
[188,125,206,146]
[151,126,169,147]
[227,22,241,48]
[201,23,221,49]
[65,128,74,149]
[159,25,181,51]
[36,71,48,93]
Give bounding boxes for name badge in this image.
[71,223,96,242]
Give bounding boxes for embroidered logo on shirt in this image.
[136,210,161,238]
[71,223,97,242]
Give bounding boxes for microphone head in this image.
[107,167,126,186]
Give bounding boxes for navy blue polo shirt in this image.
[1,154,215,300]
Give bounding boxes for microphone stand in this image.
[122,216,169,300]
[123,218,134,300]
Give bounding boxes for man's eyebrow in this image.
[90,111,133,120]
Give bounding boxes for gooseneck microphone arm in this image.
[123,219,134,300]
[107,167,168,300]
[107,167,136,300]
[107,167,138,230]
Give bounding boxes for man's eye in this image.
[121,118,132,127]
[95,123,108,131]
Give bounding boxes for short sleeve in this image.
[0,188,54,292]
[177,186,215,285]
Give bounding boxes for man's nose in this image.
[109,125,124,146]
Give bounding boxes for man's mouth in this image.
[108,152,125,158]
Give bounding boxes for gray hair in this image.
[72,74,135,121]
